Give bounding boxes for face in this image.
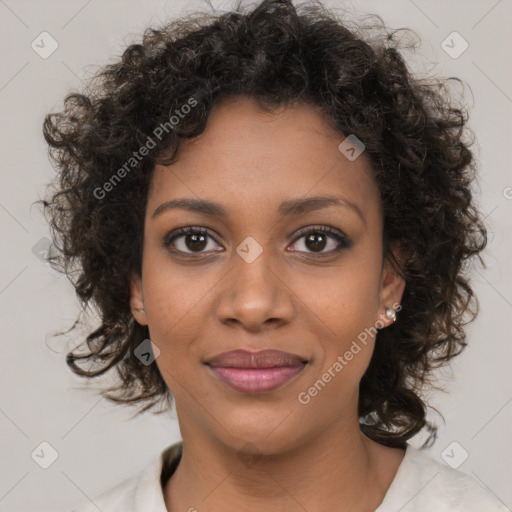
[130,96,404,455]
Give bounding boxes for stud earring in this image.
[385,307,397,322]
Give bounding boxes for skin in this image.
[130,95,406,511]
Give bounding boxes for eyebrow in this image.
[152,195,366,224]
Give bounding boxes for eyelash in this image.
[163,225,352,257]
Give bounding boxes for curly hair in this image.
[39,0,487,449]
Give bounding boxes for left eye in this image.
[164,226,350,255]
[288,226,350,254]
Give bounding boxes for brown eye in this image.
[183,232,208,252]
[164,227,223,254]
[288,226,351,255]
[304,232,328,252]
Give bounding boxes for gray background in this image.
[0,0,511,510]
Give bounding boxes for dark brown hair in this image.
[40,0,487,448]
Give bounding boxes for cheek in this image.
[302,252,382,336]
[145,281,208,401]
[296,287,380,416]
[298,252,382,385]
[141,253,216,370]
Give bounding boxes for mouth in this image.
[205,349,308,395]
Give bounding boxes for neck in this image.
[164,417,405,512]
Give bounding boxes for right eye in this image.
[163,226,224,255]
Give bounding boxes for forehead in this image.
[147,96,381,223]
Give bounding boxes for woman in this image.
[41,0,506,510]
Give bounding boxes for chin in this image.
[215,411,307,456]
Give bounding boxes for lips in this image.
[206,349,308,368]
[205,349,308,394]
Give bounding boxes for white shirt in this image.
[69,441,508,511]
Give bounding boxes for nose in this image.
[215,247,295,332]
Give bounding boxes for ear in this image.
[377,245,406,328]
[130,272,148,326]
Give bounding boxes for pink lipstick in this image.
[205,349,307,394]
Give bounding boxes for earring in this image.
[137,307,145,313]
[385,307,397,322]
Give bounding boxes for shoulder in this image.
[68,472,141,512]
[377,443,509,512]
[68,442,182,512]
